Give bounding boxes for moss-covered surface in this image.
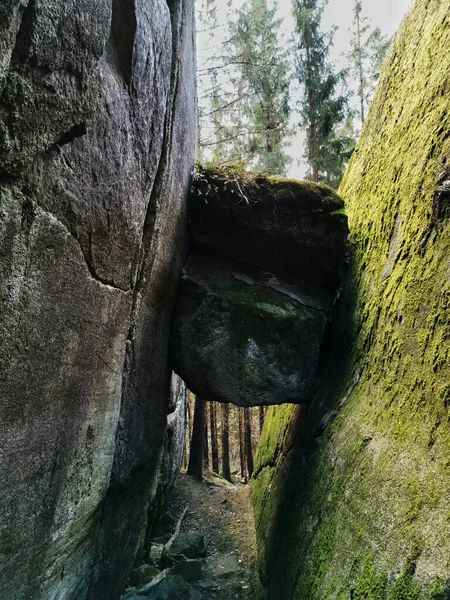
[252,1,450,598]
[194,161,344,210]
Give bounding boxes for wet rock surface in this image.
[171,170,348,407]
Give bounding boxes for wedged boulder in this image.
[191,168,348,299]
[171,170,348,407]
[171,254,328,407]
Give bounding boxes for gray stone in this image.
[143,374,188,541]
[172,559,203,583]
[171,254,328,407]
[171,172,348,408]
[121,589,139,600]
[197,580,216,590]
[130,565,160,588]
[143,575,189,600]
[0,1,196,600]
[170,533,206,559]
[205,553,242,579]
[149,544,165,565]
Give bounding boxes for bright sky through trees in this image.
[197,0,412,180]
[281,0,412,178]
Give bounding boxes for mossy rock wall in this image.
[253,1,450,598]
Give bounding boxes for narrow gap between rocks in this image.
[120,393,266,600]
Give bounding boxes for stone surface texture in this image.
[252,1,450,599]
[0,1,196,599]
[171,171,348,407]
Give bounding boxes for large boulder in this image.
[171,169,348,407]
[191,170,348,300]
[0,1,196,599]
[171,253,328,406]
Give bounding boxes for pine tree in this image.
[239,407,247,482]
[210,402,219,473]
[197,0,291,174]
[231,0,291,173]
[348,0,391,128]
[187,396,206,481]
[221,403,232,482]
[203,402,210,470]
[259,405,266,435]
[244,408,254,479]
[292,0,352,187]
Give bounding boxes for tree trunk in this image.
[187,396,205,481]
[184,392,193,470]
[239,407,247,482]
[210,402,219,473]
[305,40,319,183]
[244,407,254,479]
[221,403,232,482]
[203,402,209,471]
[259,405,266,435]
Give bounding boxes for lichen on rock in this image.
[252,1,450,598]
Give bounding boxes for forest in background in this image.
[196,0,391,188]
[183,393,267,483]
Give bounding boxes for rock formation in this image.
[252,1,450,598]
[0,1,196,599]
[171,167,348,407]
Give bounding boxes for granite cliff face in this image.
[0,1,196,599]
[253,1,450,598]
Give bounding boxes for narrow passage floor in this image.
[122,472,261,599]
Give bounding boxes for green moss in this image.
[194,160,344,211]
[388,573,421,600]
[253,405,297,475]
[353,554,387,600]
[404,479,425,524]
[429,577,448,599]
[252,1,450,598]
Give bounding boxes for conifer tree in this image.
[210,402,219,473]
[348,0,391,128]
[203,402,209,470]
[238,407,247,482]
[231,0,291,173]
[244,408,254,479]
[292,0,352,187]
[187,396,206,481]
[197,0,291,174]
[221,403,232,482]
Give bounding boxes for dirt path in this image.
[158,472,262,599]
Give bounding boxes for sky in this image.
[277,0,413,177]
[197,0,413,178]
[273,0,412,57]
